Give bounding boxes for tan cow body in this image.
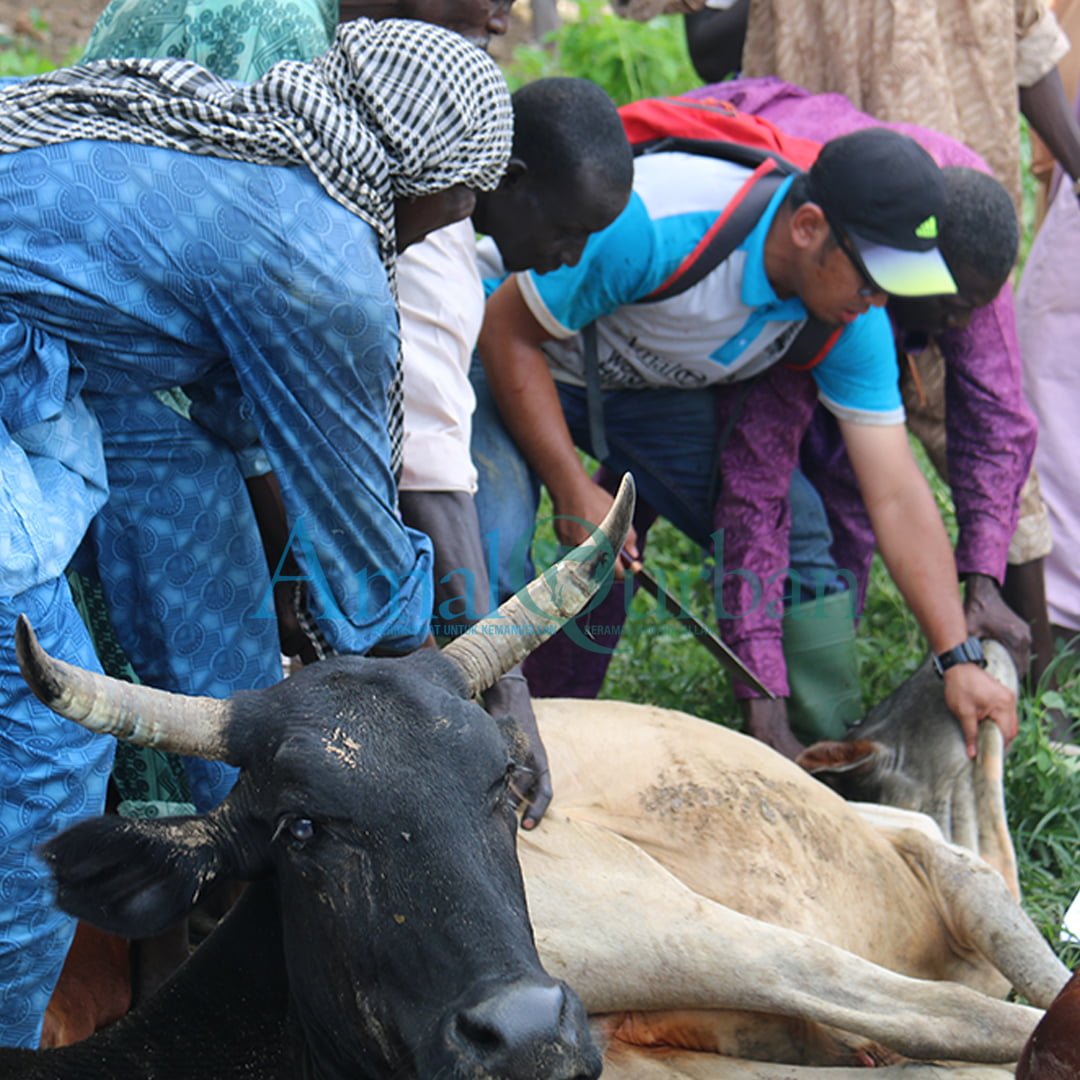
[519,699,1070,1075]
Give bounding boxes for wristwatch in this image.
[932,635,987,678]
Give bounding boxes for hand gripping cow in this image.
[4,475,1073,1078]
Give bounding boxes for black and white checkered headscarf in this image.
[0,17,513,473]
[0,17,510,262]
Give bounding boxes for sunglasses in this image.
[830,225,881,299]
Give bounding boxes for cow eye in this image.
[289,818,315,843]
[274,815,317,847]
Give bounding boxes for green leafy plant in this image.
[1006,653,1080,969]
[504,0,701,104]
[0,10,79,76]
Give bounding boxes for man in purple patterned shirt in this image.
[709,77,1036,632]
[714,77,1036,744]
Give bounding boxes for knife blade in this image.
[632,564,777,699]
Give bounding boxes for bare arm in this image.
[245,472,321,663]
[478,277,639,560]
[1020,67,1080,188]
[838,420,1017,755]
[841,422,967,651]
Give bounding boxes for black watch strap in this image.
[932,635,986,678]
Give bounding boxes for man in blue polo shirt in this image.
[473,126,1017,760]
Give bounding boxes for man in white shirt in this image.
[397,77,634,827]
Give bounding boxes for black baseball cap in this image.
[807,128,957,298]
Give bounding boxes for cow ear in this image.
[796,739,883,792]
[41,815,225,938]
[797,738,879,773]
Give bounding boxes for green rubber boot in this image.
[782,590,863,744]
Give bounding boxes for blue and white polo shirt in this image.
[515,151,904,426]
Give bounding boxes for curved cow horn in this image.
[443,473,635,696]
[15,615,235,761]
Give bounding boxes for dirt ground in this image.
[0,0,541,66]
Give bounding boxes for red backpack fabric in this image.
[619,94,822,171]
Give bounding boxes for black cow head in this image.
[17,478,636,1080]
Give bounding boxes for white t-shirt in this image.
[398,219,484,493]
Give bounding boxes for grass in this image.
[1008,652,1080,970]
[504,0,700,103]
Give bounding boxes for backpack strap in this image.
[581,321,610,461]
[783,321,843,372]
[634,134,802,174]
[580,156,840,461]
[637,159,787,304]
[634,152,841,369]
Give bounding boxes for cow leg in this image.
[590,1008,895,1067]
[522,816,1042,1063]
[886,826,1069,1009]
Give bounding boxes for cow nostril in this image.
[452,982,565,1059]
[453,1008,506,1056]
[445,981,601,1079]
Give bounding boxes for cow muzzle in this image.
[441,979,602,1080]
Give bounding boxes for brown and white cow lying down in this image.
[522,690,1067,1076]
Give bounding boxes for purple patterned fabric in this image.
[711,365,818,697]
